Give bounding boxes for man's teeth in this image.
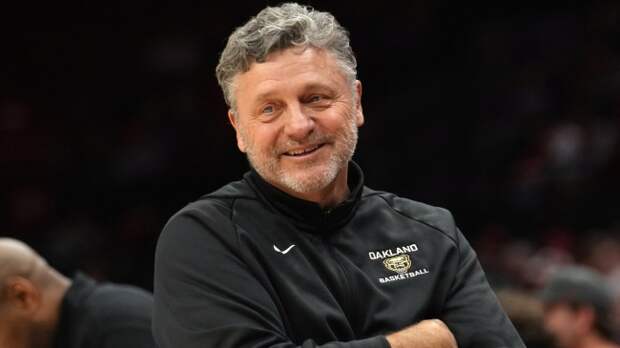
[287,144,320,156]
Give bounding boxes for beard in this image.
[240,113,359,195]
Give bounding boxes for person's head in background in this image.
[0,238,71,348]
[541,265,619,348]
[496,288,556,348]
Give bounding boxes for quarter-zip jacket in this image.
[153,162,524,348]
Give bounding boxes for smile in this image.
[283,143,325,157]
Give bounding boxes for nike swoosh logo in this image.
[273,244,296,254]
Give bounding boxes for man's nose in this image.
[284,103,315,141]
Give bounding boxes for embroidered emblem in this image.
[368,242,430,284]
[383,255,412,274]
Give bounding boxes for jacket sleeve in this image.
[440,227,525,348]
[152,211,389,348]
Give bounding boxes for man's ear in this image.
[353,80,364,127]
[4,276,41,314]
[227,109,247,153]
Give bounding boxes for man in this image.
[0,238,156,348]
[153,3,524,347]
[541,265,619,348]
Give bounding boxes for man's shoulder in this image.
[87,282,155,347]
[159,177,258,244]
[173,177,257,220]
[69,273,153,321]
[89,282,154,320]
[62,273,155,346]
[362,187,457,243]
[200,176,257,201]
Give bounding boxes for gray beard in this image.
[244,117,358,195]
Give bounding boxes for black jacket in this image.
[153,162,524,348]
[53,272,156,348]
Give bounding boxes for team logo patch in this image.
[368,243,430,284]
[383,255,412,274]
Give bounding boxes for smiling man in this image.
[152,3,525,348]
[230,47,362,207]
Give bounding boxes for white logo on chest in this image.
[273,244,296,254]
[368,243,430,284]
[368,243,418,260]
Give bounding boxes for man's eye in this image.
[262,105,274,114]
[309,95,322,103]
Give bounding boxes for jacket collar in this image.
[244,161,364,233]
[53,272,97,348]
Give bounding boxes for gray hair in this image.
[215,3,357,110]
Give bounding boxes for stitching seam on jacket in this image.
[375,194,458,247]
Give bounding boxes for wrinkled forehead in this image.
[252,46,350,77]
[234,48,350,96]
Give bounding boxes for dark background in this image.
[2,1,619,300]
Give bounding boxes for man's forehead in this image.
[234,48,347,96]
[254,79,339,99]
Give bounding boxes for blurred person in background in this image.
[497,288,556,348]
[541,265,619,348]
[152,2,524,348]
[0,238,156,348]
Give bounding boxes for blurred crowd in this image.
[2,1,620,347]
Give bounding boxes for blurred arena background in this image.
[2,0,619,336]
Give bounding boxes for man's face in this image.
[543,303,589,348]
[229,47,364,197]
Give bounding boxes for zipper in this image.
[321,235,357,332]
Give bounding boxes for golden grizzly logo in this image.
[383,255,412,274]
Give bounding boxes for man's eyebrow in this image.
[250,81,337,104]
[301,82,335,92]
[251,88,280,104]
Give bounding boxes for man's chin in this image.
[277,166,337,194]
[279,174,329,194]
